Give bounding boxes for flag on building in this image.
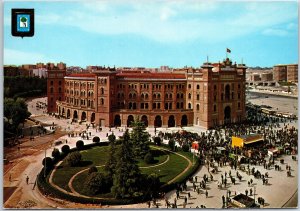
[226,48,231,53]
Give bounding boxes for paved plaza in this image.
[3,97,298,209]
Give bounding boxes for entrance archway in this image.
[168,115,175,127]
[154,115,162,127]
[141,115,148,127]
[73,110,78,119]
[81,112,86,121]
[224,106,231,124]
[181,115,188,126]
[91,113,95,123]
[114,115,121,127]
[67,109,71,118]
[127,115,134,127]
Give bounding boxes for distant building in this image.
[260,72,273,81]
[32,68,48,78]
[250,74,260,81]
[273,64,298,82]
[287,64,298,83]
[52,58,247,129]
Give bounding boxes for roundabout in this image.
[42,144,199,204]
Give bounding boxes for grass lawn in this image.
[52,146,169,192]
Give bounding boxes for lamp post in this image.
[44,149,46,178]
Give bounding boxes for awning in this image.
[244,138,264,145]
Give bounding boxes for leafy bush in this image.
[51,148,60,160]
[61,145,70,154]
[182,144,190,152]
[93,136,100,143]
[88,166,98,175]
[76,140,84,150]
[144,152,154,164]
[42,157,53,168]
[65,151,82,167]
[168,139,175,151]
[84,172,112,195]
[153,137,162,146]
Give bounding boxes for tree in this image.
[20,17,27,27]
[182,144,190,152]
[51,148,60,161]
[168,139,175,151]
[93,136,100,143]
[144,152,154,164]
[65,151,82,167]
[153,136,162,146]
[88,166,98,175]
[42,157,53,168]
[130,120,150,158]
[84,172,112,195]
[61,145,70,154]
[105,134,117,178]
[111,130,143,199]
[4,98,31,135]
[76,140,84,150]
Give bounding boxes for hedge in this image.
[37,168,146,205]
[37,141,199,205]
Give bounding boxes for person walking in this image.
[26,176,29,185]
[205,190,208,198]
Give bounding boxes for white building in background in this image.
[32,68,48,78]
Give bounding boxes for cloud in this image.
[13,1,297,43]
[4,48,53,65]
[262,28,289,36]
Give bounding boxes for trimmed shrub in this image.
[144,152,154,164]
[153,137,162,146]
[93,136,100,143]
[88,166,98,175]
[61,145,70,154]
[83,172,112,195]
[76,140,84,150]
[182,144,190,152]
[168,139,175,151]
[51,148,60,160]
[42,157,53,168]
[65,151,82,167]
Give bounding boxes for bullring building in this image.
[47,58,246,129]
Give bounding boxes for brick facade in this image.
[52,58,246,129]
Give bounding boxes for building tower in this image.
[47,62,66,113]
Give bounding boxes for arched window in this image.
[129,93,132,99]
[165,93,168,99]
[181,102,184,109]
[157,93,161,99]
[153,94,156,99]
[197,84,200,89]
[100,98,104,105]
[176,102,180,109]
[133,93,136,98]
[176,93,180,99]
[197,94,200,100]
[197,104,200,111]
[181,93,184,99]
[50,87,53,93]
[225,84,230,100]
[101,88,104,95]
[188,93,191,99]
[169,94,172,99]
[188,103,191,109]
[141,93,144,99]
[214,105,217,112]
